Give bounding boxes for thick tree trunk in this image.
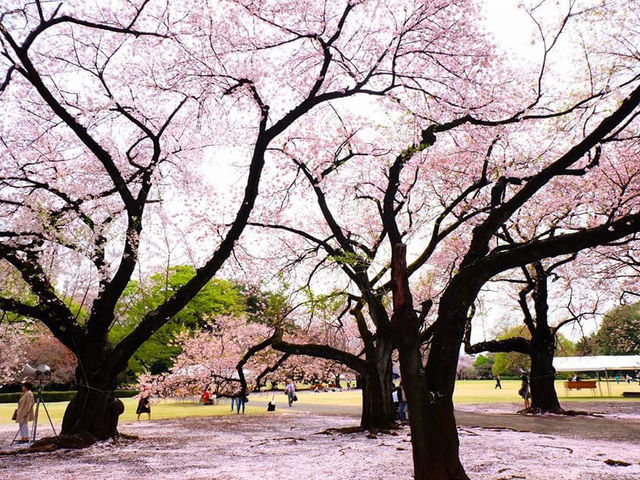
[398,333,469,479]
[271,327,396,431]
[61,350,125,440]
[389,244,469,479]
[61,385,124,440]
[361,335,396,430]
[529,332,561,411]
[360,363,395,430]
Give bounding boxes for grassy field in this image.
[1,380,637,426]
[0,397,268,427]
[453,379,639,404]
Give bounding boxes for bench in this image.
[622,391,640,398]
[564,380,598,396]
[565,380,597,390]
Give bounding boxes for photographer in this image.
[15,382,35,443]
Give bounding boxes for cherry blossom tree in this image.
[0,0,395,441]
[137,314,349,399]
[239,0,503,431]
[0,321,29,387]
[27,327,78,385]
[244,1,640,477]
[464,259,597,412]
[382,6,640,478]
[138,316,269,397]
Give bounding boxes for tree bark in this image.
[401,351,468,479]
[398,318,469,480]
[60,354,124,440]
[390,245,469,479]
[360,352,396,430]
[61,385,124,440]
[529,332,561,411]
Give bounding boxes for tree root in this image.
[517,407,603,417]
[0,431,138,456]
[0,433,96,455]
[316,425,401,437]
[316,426,364,435]
[604,459,631,467]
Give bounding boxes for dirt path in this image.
[454,410,640,442]
[292,397,640,443]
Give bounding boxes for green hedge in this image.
[0,389,138,403]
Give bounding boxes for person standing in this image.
[395,384,407,421]
[519,372,531,410]
[236,388,248,414]
[495,375,502,389]
[15,382,34,443]
[285,380,296,407]
[230,389,237,412]
[136,391,151,421]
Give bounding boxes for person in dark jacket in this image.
[136,391,151,421]
[395,384,407,420]
[235,388,248,414]
[519,373,531,409]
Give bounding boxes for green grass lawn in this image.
[1,380,637,426]
[453,379,639,404]
[0,397,268,426]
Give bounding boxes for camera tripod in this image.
[10,380,57,445]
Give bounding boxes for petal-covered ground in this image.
[1,409,639,480]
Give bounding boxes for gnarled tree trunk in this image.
[396,331,468,479]
[529,331,561,411]
[61,351,125,440]
[391,245,469,480]
[360,345,396,430]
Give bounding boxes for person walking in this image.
[495,375,502,389]
[285,380,296,407]
[15,382,35,443]
[136,391,151,421]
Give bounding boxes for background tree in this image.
[0,321,29,387]
[111,266,246,381]
[466,260,589,411]
[471,354,494,379]
[590,303,640,355]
